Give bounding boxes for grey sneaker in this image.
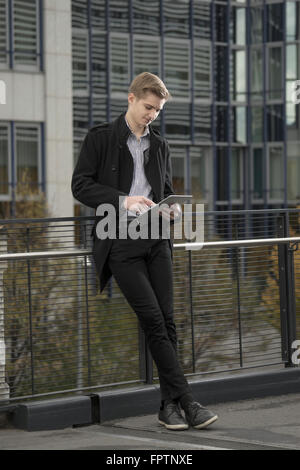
[158,400,189,431]
[184,402,218,429]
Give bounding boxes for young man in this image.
[71,72,218,430]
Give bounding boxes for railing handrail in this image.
[0,206,300,225]
[1,236,300,261]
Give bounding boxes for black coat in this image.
[71,112,175,291]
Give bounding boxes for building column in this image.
[43,0,74,217]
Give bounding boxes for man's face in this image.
[127,91,166,129]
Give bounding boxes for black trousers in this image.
[107,236,191,402]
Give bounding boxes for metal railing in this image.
[0,209,299,404]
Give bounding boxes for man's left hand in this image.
[159,203,182,221]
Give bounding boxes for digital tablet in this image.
[136,194,193,223]
[156,194,193,207]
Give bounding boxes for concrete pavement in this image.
[0,393,299,450]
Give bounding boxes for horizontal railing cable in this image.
[0,237,299,261]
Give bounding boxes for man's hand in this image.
[123,196,156,215]
[159,203,182,221]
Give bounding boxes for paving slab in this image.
[0,393,299,450]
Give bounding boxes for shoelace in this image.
[188,402,204,417]
[165,402,181,417]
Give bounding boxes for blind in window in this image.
[0,0,7,65]
[13,0,39,68]
[15,125,39,189]
[72,32,89,91]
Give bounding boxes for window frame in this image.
[0,121,43,202]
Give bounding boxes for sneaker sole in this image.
[191,414,218,429]
[158,419,189,431]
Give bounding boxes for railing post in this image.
[286,242,298,367]
[188,250,196,373]
[0,227,9,402]
[82,223,92,387]
[277,214,297,367]
[26,227,35,395]
[233,246,243,368]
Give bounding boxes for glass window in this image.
[286,44,297,82]
[251,47,263,101]
[91,33,107,95]
[269,146,283,200]
[109,0,129,32]
[217,147,228,201]
[286,1,297,41]
[190,146,209,202]
[194,42,211,100]
[231,49,246,102]
[252,147,263,200]
[133,0,160,35]
[165,102,190,141]
[0,124,9,195]
[15,125,40,191]
[286,44,300,135]
[194,105,211,141]
[287,143,300,201]
[91,0,106,30]
[215,4,228,43]
[72,0,88,29]
[110,34,129,94]
[251,106,264,142]
[250,6,263,44]
[267,105,284,141]
[268,46,283,100]
[133,37,160,78]
[0,0,41,70]
[73,96,90,133]
[164,0,190,38]
[215,46,228,102]
[72,31,89,92]
[233,107,247,144]
[0,0,8,66]
[286,102,298,129]
[231,7,246,45]
[164,39,190,99]
[169,146,185,194]
[267,3,283,42]
[193,2,211,40]
[110,97,129,120]
[13,0,40,69]
[231,148,243,201]
[92,96,106,126]
[216,106,228,142]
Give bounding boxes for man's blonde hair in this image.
[128,72,171,100]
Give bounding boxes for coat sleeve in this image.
[71,130,127,210]
[163,141,175,199]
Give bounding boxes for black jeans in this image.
[108,236,191,402]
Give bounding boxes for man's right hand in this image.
[123,196,156,215]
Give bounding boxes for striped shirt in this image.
[125,117,153,217]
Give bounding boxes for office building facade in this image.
[1,0,300,218]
